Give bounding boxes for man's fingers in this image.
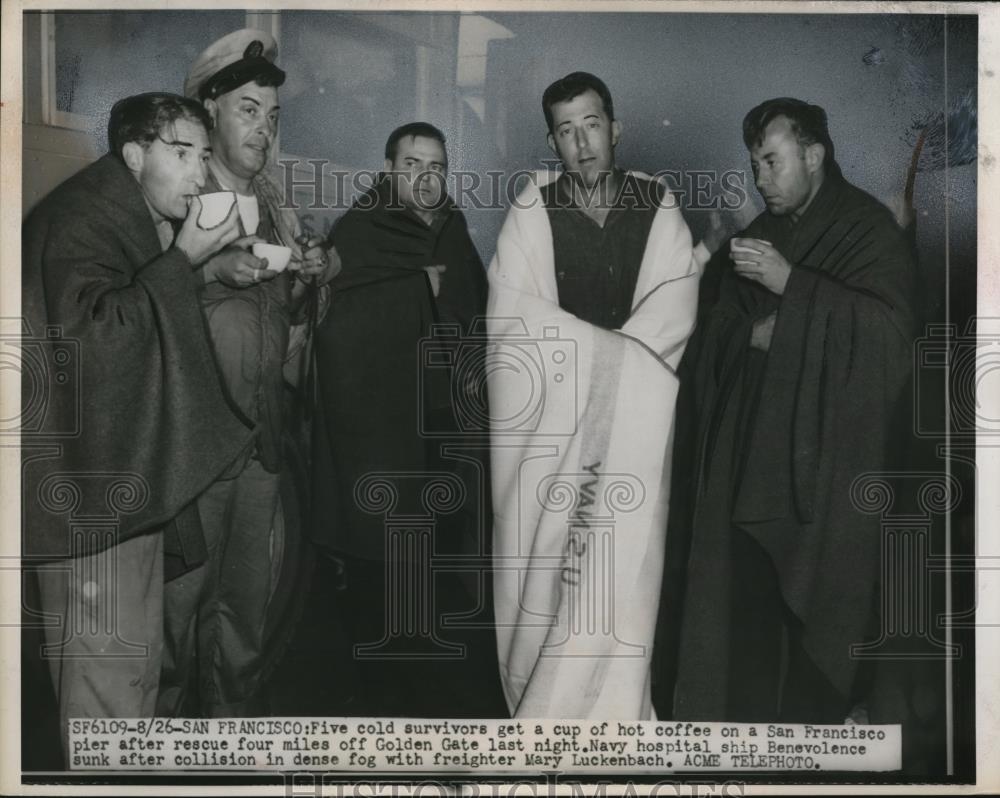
[295,233,325,248]
[255,259,280,279]
[734,265,763,281]
[243,261,276,282]
[733,237,772,249]
[219,225,242,249]
[179,196,202,234]
[232,234,265,250]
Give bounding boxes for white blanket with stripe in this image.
[487,171,700,719]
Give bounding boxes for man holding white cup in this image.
[22,92,254,753]
[158,28,339,717]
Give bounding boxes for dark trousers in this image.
[727,528,851,724]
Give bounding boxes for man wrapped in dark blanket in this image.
[311,123,500,717]
[672,98,918,724]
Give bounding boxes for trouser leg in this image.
[200,459,278,714]
[340,555,399,716]
[727,527,851,723]
[159,532,216,717]
[36,533,163,755]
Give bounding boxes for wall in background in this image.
[22,10,977,322]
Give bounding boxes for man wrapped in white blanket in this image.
[487,72,707,719]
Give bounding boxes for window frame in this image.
[34,10,272,135]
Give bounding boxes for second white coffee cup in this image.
[253,243,293,273]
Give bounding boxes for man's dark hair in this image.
[542,72,615,135]
[108,92,211,161]
[384,122,447,162]
[202,71,285,103]
[742,97,835,169]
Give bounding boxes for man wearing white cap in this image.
[159,29,338,717]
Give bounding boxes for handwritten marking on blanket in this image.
[561,460,601,588]
[69,718,901,772]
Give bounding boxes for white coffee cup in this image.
[253,243,293,273]
[197,191,236,229]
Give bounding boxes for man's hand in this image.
[203,236,276,288]
[175,196,242,266]
[424,264,446,298]
[700,209,741,256]
[293,235,342,286]
[750,311,777,352]
[731,237,792,295]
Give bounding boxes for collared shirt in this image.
[141,197,176,252]
[541,170,663,330]
[198,168,291,473]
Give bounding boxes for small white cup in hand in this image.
[198,191,237,229]
[253,243,293,273]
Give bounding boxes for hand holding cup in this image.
[176,196,242,266]
[731,237,792,296]
[253,243,293,273]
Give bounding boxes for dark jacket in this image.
[311,181,488,560]
[21,154,253,575]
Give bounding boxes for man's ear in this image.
[611,119,622,147]
[121,141,145,174]
[547,132,557,155]
[383,157,394,175]
[806,142,825,174]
